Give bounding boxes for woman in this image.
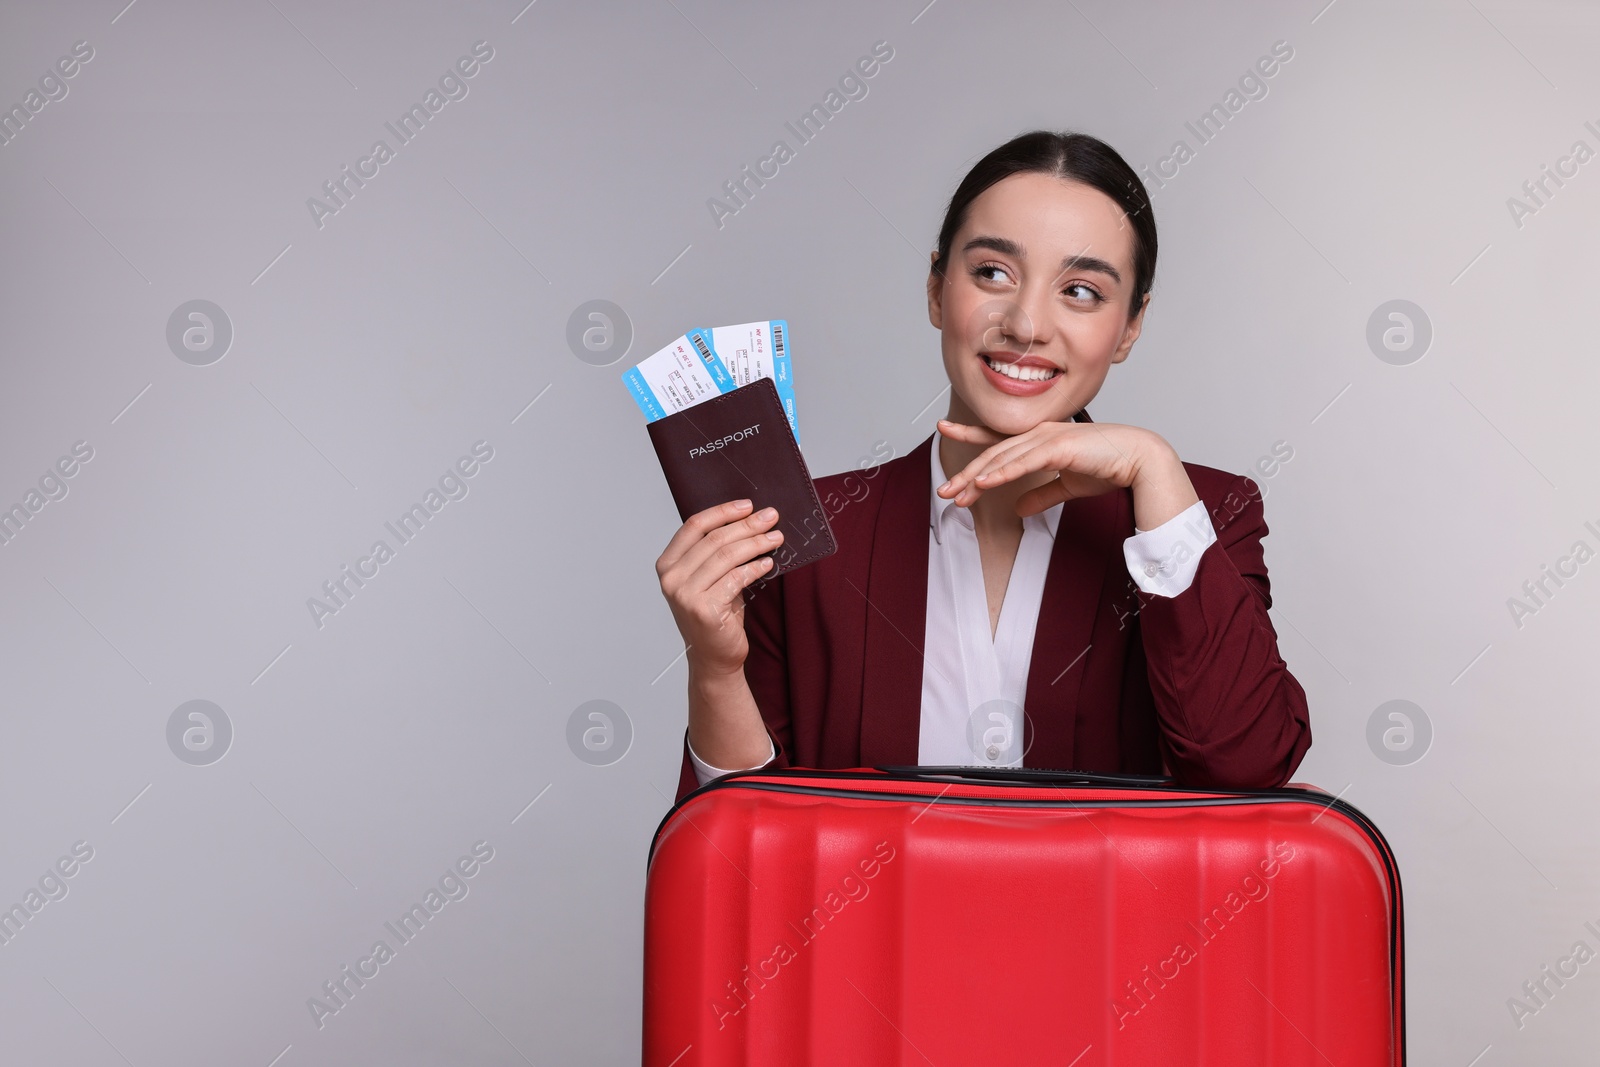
[656,130,1311,804]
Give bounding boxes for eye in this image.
[1063,281,1105,304]
[969,261,1012,285]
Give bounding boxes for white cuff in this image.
[687,731,776,787]
[1123,499,1216,598]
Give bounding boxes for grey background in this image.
[1,0,1596,1062]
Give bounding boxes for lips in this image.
[979,351,1061,382]
[975,350,1064,397]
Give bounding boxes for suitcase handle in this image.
[873,765,1175,788]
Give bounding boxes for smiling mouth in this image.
[980,354,1061,382]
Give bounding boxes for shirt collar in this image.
[929,427,1063,545]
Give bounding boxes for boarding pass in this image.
[622,319,801,443]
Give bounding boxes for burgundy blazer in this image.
[674,427,1312,803]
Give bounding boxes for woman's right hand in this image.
[655,498,783,675]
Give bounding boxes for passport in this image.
[645,376,836,577]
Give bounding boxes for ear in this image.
[1109,291,1150,364]
[926,252,944,330]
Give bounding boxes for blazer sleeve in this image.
[1134,473,1312,789]
[673,572,796,804]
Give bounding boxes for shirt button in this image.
[986,745,1000,760]
[1144,561,1160,577]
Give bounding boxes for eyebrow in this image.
[960,235,1123,285]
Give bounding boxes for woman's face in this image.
[927,172,1148,436]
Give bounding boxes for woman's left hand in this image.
[936,418,1201,530]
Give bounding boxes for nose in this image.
[985,287,1052,354]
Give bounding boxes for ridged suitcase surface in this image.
[644,767,1403,1066]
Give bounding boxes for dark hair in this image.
[930,129,1157,322]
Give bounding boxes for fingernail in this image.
[735,499,752,509]
[759,507,776,519]
[938,480,951,492]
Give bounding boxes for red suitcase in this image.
[644,767,1403,1065]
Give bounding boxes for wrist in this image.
[1129,435,1198,531]
[687,654,747,687]
[1129,430,1181,476]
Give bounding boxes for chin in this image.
[960,382,1080,434]
[956,405,1048,440]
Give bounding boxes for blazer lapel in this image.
[1022,484,1129,772]
[856,433,934,767]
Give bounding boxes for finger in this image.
[1015,470,1114,515]
[973,439,1049,484]
[973,441,1055,487]
[675,506,781,584]
[691,531,781,606]
[1015,477,1070,517]
[936,418,1006,446]
[938,435,1026,498]
[686,527,785,599]
[659,498,754,572]
[714,554,777,605]
[939,423,1059,498]
[952,440,1056,505]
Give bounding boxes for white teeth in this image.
[983,355,1058,382]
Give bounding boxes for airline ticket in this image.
[622,319,800,442]
[688,320,799,443]
[620,333,734,422]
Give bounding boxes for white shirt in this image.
[687,429,1218,784]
